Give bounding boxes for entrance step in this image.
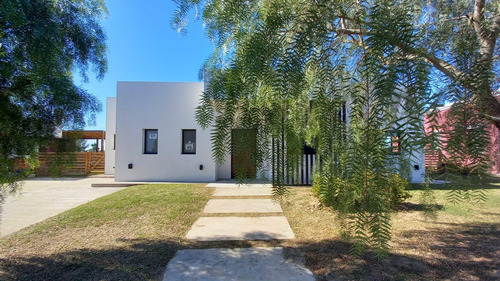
[186,216,294,241]
[207,182,272,188]
[212,186,273,197]
[162,247,314,281]
[203,199,282,213]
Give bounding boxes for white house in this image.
[106,82,227,182]
[105,81,425,183]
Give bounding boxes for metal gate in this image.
[271,142,317,186]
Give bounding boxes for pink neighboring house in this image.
[424,101,500,175]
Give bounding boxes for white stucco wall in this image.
[114,82,216,182]
[216,154,232,180]
[345,98,426,183]
[410,150,425,183]
[399,107,426,183]
[105,97,116,175]
[110,81,425,183]
[204,74,231,180]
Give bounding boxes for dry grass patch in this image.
[279,183,500,281]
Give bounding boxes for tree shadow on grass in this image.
[0,238,184,281]
[1,223,499,281]
[285,240,432,281]
[0,235,277,281]
[398,202,443,212]
[287,222,500,281]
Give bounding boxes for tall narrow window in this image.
[182,129,196,154]
[113,134,116,150]
[385,131,400,154]
[144,129,158,154]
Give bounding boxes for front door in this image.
[231,129,257,178]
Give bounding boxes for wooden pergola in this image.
[62,130,106,152]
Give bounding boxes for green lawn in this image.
[1,179,499,281]
[0,184,212,281]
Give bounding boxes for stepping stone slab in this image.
[212,187,273,197]
[186,216,294,241]
[203,199,282,213]
[206,183,272,188]
[162,247,315,281]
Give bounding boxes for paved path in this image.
[203,198,283,213]
[187,184,294,241]
[186,216,294,241]
[163,182,314,281]
[0,177,124,237]
[164,247,314,281]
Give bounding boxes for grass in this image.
[1,178,499,280]
[0,184,212,281]
[279,176,500,281]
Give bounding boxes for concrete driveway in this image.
[0,177,124,238]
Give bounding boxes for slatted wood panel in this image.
[36,152,105,176]
[87,152,105,175]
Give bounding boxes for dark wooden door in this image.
[231,129,257,178]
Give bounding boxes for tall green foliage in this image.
[174,0,497,256]
[425,17,492,204]
[0,0,108,199]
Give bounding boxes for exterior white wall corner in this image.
[105,97,116,175]
[114,82,217,182]
[410,148,426,183]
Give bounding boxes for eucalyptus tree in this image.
[0,0,108,200]
[173,0,497,256]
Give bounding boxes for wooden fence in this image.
[36,152,105,176]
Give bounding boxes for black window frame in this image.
[144,129,158,154]
[182,129,196,154]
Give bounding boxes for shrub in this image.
[313,172,410,211]
[386,173,411,209]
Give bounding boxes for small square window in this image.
[144,129,158,154]
[182,129,196,154]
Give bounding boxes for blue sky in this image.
[77,0,213,130]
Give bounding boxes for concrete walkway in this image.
[186,216,294,241]
[203,198,282,213]
[164,182,314,281]
[186,184,294,241]
[0,177,124,237]
[163,247,314,281]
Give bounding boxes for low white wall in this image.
[216,153,232,180]
[410,149,426,183]
[115,82,216,182]
[105,97,116,175]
